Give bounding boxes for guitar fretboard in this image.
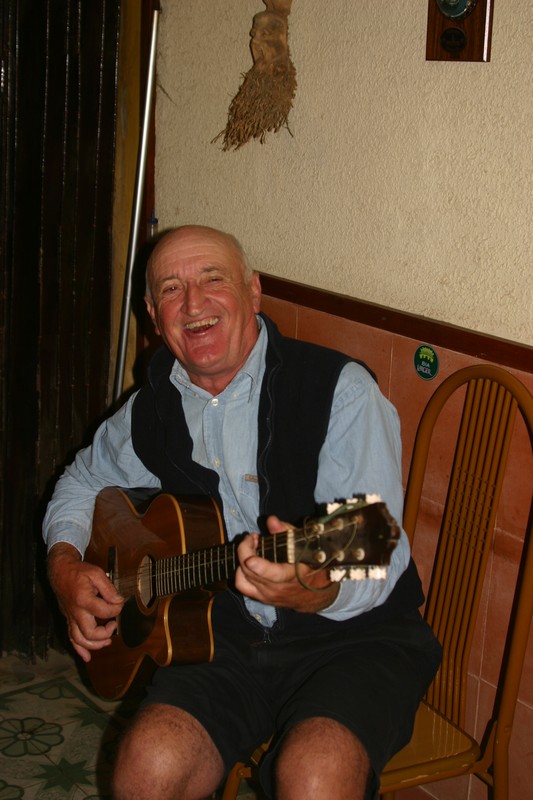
[153,533,294,596]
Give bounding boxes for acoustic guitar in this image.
[84,487,400,699]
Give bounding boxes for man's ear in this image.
[144,295,161,336]
[250,272,262,313]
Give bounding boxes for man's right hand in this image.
[47,542,124,662]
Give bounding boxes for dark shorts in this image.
[142,591,441,799]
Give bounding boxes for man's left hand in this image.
[235,515,340,612]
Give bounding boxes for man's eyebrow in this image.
[200,265,227,274]
[195,265,233,279]
[160,266,225,278]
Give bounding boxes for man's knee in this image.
[276,717,371,800]
[112,704,224,800]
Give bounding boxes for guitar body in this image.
[84,488,225,700]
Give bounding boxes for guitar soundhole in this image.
[120,596,155,648]
[138,555,155,608]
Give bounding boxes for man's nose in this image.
[183,281,205,314]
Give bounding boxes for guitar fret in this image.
[197,550,202,586]
[170,556,178,593]
[189,551,195,590]
[186,554,191,589]
[164,559,171,594]
[164,558,170,594]
[157,561,163,596]
[165,558,172,594]
[173,560,178,592]
[197,551,202,586]
[199,550,205,586]
[178,556,184,592]
[203,550,210,585]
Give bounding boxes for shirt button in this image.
[211,398,219,406]
[213,457,221,468]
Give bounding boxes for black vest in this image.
[132,313,423,635]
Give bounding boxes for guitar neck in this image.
[153,533,292,597]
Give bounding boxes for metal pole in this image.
[113,2,161,402]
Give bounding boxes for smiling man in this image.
[43,225,441,800]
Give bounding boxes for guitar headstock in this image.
[294,495,400,582]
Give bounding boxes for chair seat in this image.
[380,701,481,792]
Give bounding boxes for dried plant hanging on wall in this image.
[213,0,296,151]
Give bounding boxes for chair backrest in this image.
[402,365,533,743]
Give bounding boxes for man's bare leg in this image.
[112,704,224,800]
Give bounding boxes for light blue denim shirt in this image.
[43,319,410,626]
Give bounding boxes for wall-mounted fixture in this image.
[426,0,495,62]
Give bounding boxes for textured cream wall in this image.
[154,1,532,345]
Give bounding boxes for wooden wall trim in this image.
[259,274,532,374]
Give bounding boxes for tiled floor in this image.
[0,649,259,799]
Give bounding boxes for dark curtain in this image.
[0,0,121,657]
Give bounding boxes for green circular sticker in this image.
[414,345,439,381]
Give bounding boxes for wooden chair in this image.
[222,364,533,800]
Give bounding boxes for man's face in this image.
[145,227,261,395]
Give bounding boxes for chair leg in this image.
[221,762,251,800]
[492,748,509,800]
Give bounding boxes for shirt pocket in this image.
[239,472,260,502]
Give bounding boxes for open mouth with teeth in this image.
[185,317,219,333]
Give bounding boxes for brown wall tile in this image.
[260,296,298,338]
[295,307,394,395]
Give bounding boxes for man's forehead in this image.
[155,230,237,263]
[155,244,224,264]
[157,239,217,261]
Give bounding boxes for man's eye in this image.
[201,274,226,286]
[162,284,182,294]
